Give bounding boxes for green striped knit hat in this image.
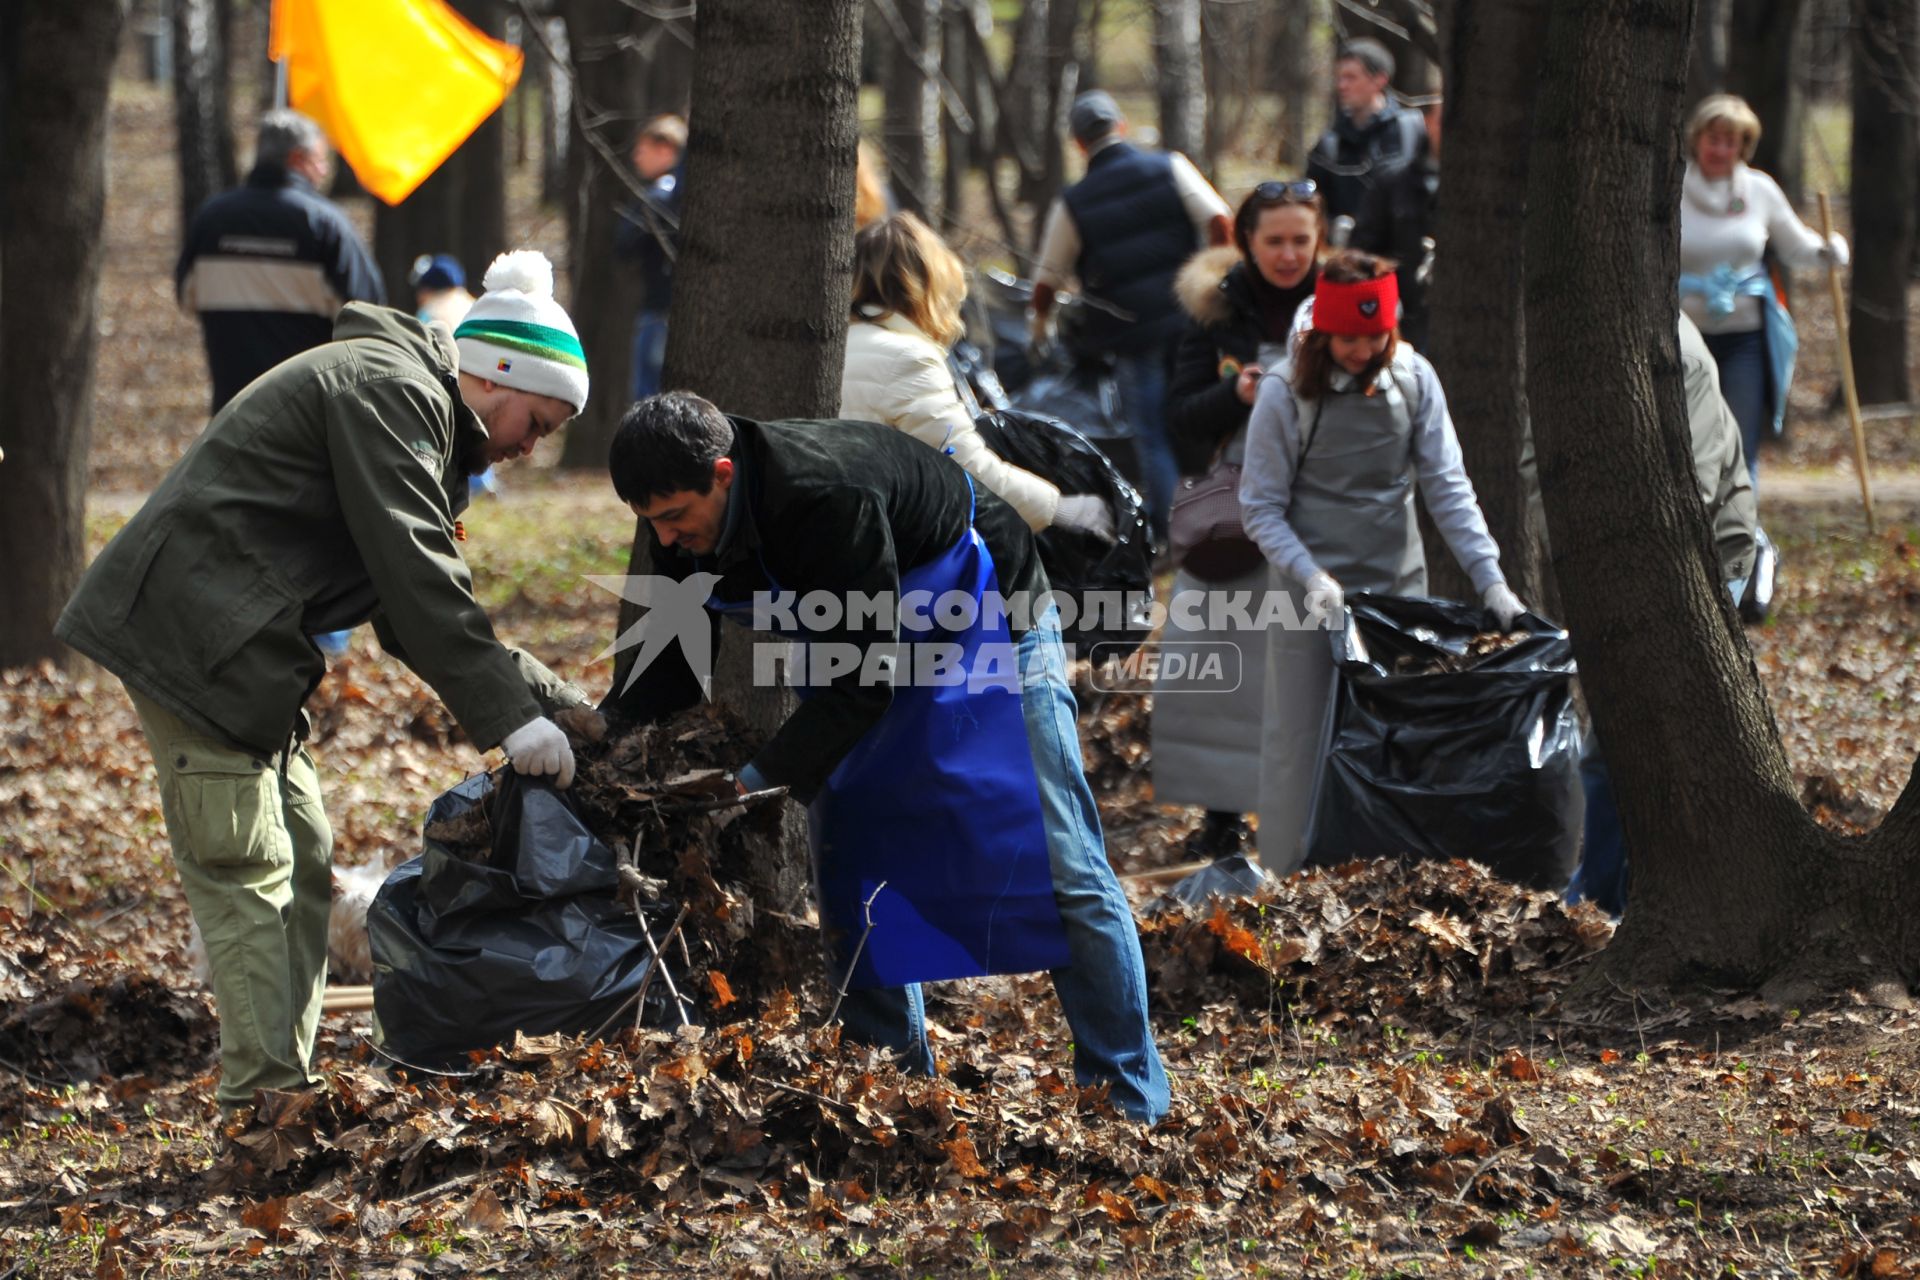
[453,250,589,412]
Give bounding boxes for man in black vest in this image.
[1029,91,1230,540]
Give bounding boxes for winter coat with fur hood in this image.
[1166,247,1314,476]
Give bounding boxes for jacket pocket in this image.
[170,739,288,870]
[201,573,302,678]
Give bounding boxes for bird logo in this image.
[588,572,726,698]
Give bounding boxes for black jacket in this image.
[1305,95,1428,223]
[607,417,1048,801]
[1353,136,1438,350]
[175,162,387,412]
[1167,248,1313,476]
[613,163,683,310]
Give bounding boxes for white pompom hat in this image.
[453,250,590,413]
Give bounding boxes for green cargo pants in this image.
[128,688,334,1108]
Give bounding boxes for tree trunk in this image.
[371,0,510,307]
[1152,0,1206,163]
[941,0,980,218]
[538,15,571,207]
[616,0,863,912]
[1725,0,1807,207]
[1424,0,1552,605]
[172,0,237,240]
[882,0,939,220]
[1687,0,1729,103]
[1845,0,1916,406]
[554,0,652,469]
[1033,0,1082,220]
[1520,0,1920,1001]
[0,0,127,669]
[1270,0,1317,169]
[1200,0,1257,177]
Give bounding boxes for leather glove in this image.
[502,716,576,789]
[1303,571,1345,629]
[1822,233,1850,268]
[1482,583,1527,631]
[1053,493,1117,543]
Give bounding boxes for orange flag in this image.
[269,0,523,205]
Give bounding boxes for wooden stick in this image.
[322,986,375,1013]
[1817,191,1875,534]
[1120,859,1213,887]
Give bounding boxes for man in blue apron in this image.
[603,392,1168,1123]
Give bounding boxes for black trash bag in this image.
[367,770,683,1069]
[1302,593,1584,891]
[1158,853,1272,910]
[973,407,1155,655]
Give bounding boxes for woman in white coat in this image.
[1239,250,1526,874]
[839,212,1114,540]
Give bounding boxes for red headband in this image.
[1312,273,1399,335]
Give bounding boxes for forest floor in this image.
[5,72,1920,1279]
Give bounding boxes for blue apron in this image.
[704,482,1070,989]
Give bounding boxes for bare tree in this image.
[1846,0,1917,405]
[1423,0,1553,604]
[1527,0,1920,1004]
[880,0,940,219]
[1725,0,1808,205]
[0,0,128,668]
[172,0,237,240]
[1153,0,1206,164]
[1687,0,1730,103]
[1269,0,1320,169]
[614,0,863,909]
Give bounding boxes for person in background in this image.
[1567,313,1757,919]
[1152,180,1325,863]
[854,140,895,231]
[1305,39,1428,226]
[840,212,1114,542]
[615,113,688,402]
[411,253,475,330]
[176,109,386,413]
[1352,91,1440,351]
[56,251,591,1116]
[1029,90,1232,540]
[1239,250,1524,874]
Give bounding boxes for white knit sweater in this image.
[1678,162,1843,336]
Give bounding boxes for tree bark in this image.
[615,0,863,912]
[0,0,127,668]
[881,0,939,220]
[538,15,571,207]
[1269,0,1318,169]
[1725,0,1807,207]
[1520,0,1920,1000]
[554,0,652,469]
[1152,0,1206,163]
[1424,0,1551,605]
[1845,0,1916,406]
[1687,0,1729,104]
[172,0,237,241]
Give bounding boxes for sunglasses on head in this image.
[1252,179,1319,203]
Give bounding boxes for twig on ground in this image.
[825,882,888,1027]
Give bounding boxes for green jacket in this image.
[57,304,583,757]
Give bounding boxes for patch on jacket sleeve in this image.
[411,441,441,472]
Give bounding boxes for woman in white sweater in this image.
[1679,94,1848,489]
[839,212,1113,539]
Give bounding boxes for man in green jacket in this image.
[57,250,590,1110]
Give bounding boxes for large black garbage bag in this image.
[1302,593,1584,891]
[973,407,1155,655]
[368,770,682,1068]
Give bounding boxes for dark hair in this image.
[609,391,735,505]
[1233,180,1324,259]
[1337,37,1395,82]
[1292,249,1400,400]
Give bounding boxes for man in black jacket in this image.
[604,393,1168,1123]
[176,110,386,412]
[1305,39,1429,225]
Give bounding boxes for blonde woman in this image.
[1679,93,1847,488]
[839,212,1114,539]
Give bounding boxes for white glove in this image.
[501,716,576,789]
[1482,583,1527,631]
[1303,571,1345,629]
[1822,233,1850,268]
[1053,493,1117,543]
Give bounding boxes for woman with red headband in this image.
[1239,249,1525,873]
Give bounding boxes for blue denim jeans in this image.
[1702,326,1768,490]
[837,611,1172,1123]
[1112,347,1176,540]
[631,309,670,402]
[1566,736,1627,919]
